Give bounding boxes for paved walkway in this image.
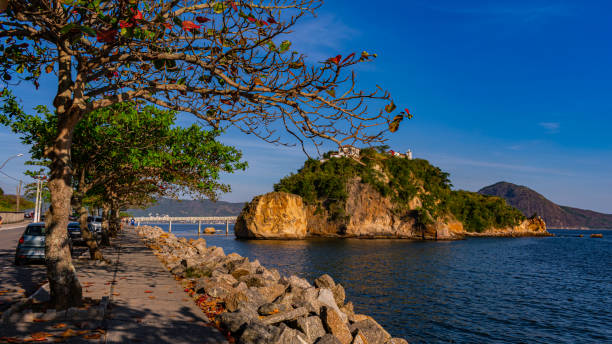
[1,229,228,343]
[96,229,228,344]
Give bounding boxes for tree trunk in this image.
[46,115,83,309]
[72,191,102,260]
[109,203,119,237]
[100,204,111,246]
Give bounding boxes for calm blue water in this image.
[146,223,612,343]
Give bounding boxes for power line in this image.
[0,169,20,182]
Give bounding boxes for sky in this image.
[1,0,611,213]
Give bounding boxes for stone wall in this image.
[0,212,24,224]
[137,225,407,344]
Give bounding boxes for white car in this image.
[87,216,103,234]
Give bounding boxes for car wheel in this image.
[14,256,22,266]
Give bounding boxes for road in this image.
[0,222,48,310]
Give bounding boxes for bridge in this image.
[133,216,238,235]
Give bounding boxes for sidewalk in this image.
[92,229,228,344]
[1,229,228,343]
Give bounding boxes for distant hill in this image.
[0,194,35,212]
[128,198,245,217]
[478,182,612,229]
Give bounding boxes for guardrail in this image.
[132,216,237,235]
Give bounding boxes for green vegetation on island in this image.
[274,148,525,232]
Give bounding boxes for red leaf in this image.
[196,16,211,23]
[259,20,269,26]
[132,9,143,21]
[404,108,411,115]
[247,16,256,23]
[96,29,117,43]
[186,66,194,71]
[163,22,172,29]
[267,16,277,24]
[341,52,355,64]
[328,55,341,65]
[182,21,201,31]
[119,20,133,29]
[229,1,238,11]
[144,290,153,293]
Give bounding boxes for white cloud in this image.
[283,13,360,62]
[538,122,560,133]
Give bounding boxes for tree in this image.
[1,97,246,259]
[0,0,406,308]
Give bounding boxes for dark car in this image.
[15,223,73,265]
[67,221,84,244]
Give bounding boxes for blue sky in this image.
[1,0,611,213]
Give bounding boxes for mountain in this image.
[478,182,612,229]
[128,198,245,217]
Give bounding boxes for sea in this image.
[145,223,612,343]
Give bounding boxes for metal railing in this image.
[133,216,237,235]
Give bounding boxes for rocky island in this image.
[235,147,549,240]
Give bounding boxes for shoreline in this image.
[136,225,408,344]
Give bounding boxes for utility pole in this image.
[16,180,22,212]
[34,179,42,222]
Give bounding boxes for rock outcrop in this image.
[236,187,549,240]
[234,192,308,239]
[137,225,407,343]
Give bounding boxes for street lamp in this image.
[0,153,24,170]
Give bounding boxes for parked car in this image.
[14,223,73,265]
[87,216,103,235]
[67,221,84,244]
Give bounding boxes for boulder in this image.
[204,227,216,234]
[296,316,326,343]
[258,302,292,316]
[257,283,287,303]
[318,289,347,322]
[316,334,342,344]
[314,274,335,289]
[276,325,310,344]
[349,318,391,344]
[240,322,281,343]
[218,310,254,333]
[332,284,346,308]
[234,192,308,239]
[225,291,249,312]
[191,237,207,253]
[385,339,408,344]
[321,306,353,344]
[260,307,309,325]
[352,331,368,344]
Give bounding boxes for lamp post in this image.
[0,153,24,170]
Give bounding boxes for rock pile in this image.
[136,226,407,344]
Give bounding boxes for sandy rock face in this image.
[234,192,308,239]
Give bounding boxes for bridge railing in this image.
[133,216,237,235]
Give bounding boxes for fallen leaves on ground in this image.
[51,323,67,329]
[32,318,46,322]
[82,334,101,340]
[144,290,153,293]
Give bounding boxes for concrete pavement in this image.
[98,229,228,343]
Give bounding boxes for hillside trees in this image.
[0,0,404,308]
[1,96,246,260]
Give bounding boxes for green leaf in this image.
[59,23,76,35]
[267,41,277,52]
[16,64,24,74]
[80,26,96,37]
[279,40,291,53]
[213,2,226,13]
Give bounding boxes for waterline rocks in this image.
[234,192,308,239]
[136,225,406,343]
